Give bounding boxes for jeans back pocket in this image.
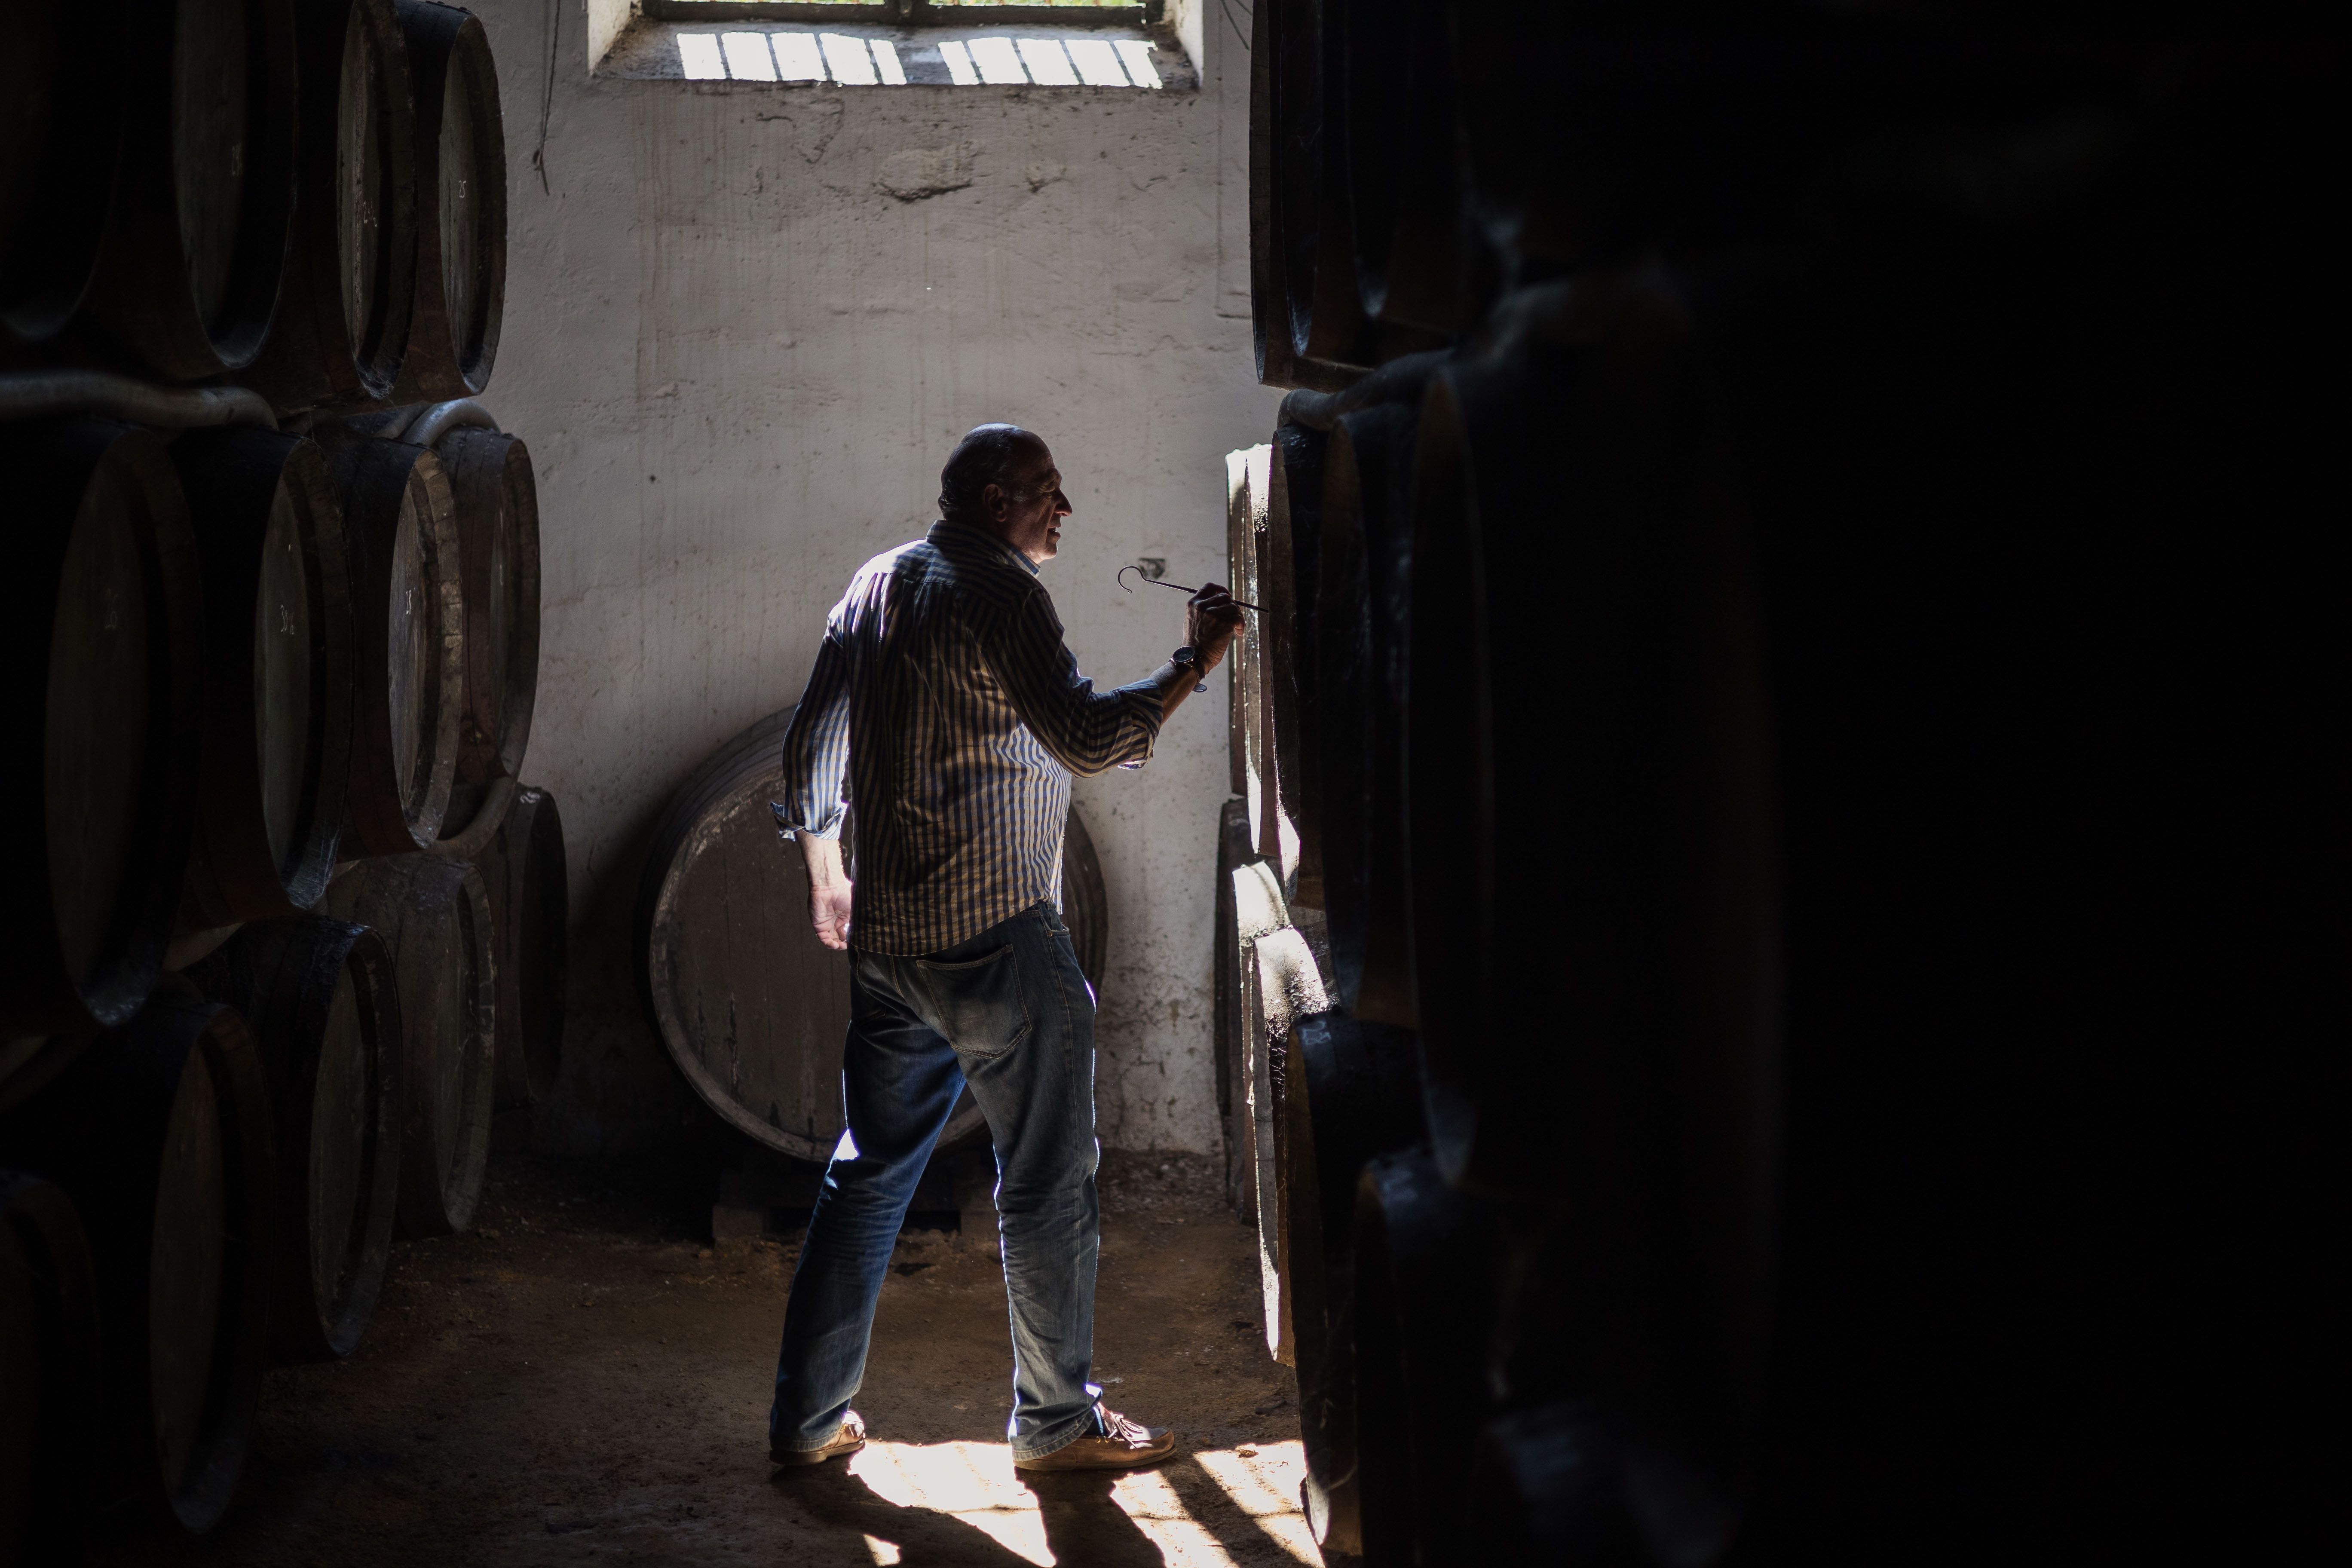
[913,944,1033,1060]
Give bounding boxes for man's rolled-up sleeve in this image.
[775,632,852,840]
[983,586,1164,777]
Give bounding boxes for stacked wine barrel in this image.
[0,3,559,1554]
[1230,5,2315,1564]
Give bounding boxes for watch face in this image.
[1173,646,1197,662]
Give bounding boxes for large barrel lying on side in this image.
[392,1,508,399]
[1280,1013,1427,1559]
[319,430,465,855]
[635,708,1108,1162]
[0,980,275,1538]
[0,9,126,351]
[434,780,567,1109]
[0,421,203,1035]
[0,1173,102,1561]
[171,429,356,927]
[83,0,300,380]
[251,0,417,407]
[324,856,493,1234]
[192,918,401,1361]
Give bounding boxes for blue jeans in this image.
[769,900,1105,1461]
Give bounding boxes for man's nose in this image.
[1053,489,1072,517]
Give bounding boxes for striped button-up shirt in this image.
[775,520,1165,956]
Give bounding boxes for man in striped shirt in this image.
[766,424,1243,1473]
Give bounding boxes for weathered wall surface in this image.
[469,1,1272,1155]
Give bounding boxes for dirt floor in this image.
[188,1145,1316,1567]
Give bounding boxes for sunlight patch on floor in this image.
[848,1439,1320,1565]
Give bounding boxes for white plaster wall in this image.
[469,1,1273,1154]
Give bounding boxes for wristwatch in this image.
[1172,646,1208,694]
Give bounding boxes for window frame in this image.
[642,1,1157,27]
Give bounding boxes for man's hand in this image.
[1185,582,1246,671]
[799,833,853,950]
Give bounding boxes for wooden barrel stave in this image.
[83,0,300,380]
[0,9,126,348]
[1280,1012,1428,1559]
[0,980,276,1537]
[436,782,565,1110]
[432,428,540,784]
[0,421,204,1036]
[323,855,493,1236]
[191,917,401,1361]
[171,429,357,927]
[1264,424,1326,907]
[391,0,507,400]
[319,429,465,857]
[0,1172,102,1559]
[1314,391,1425,1025]
[249,0,418,407]
[499,787,567,1106]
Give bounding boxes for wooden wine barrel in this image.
[83,0,300,380]
[319,430,465,856]
[250,0,418,407]
[1338,0,1479,332]
[1271,0,1372,368]
[1263,424,1325,907]
[636,708,1110,1163]
[1401,285,1777,1558]
[170,429,357,928]
[1404,282,1776,1200]
[392,1,508,400]
[0,421,203,1035]
[190,918,401,1362]
[1246,0,1360,393]
[431,427,539,783]
[0,9,126,350]
[434,781,566,1109]
[1279,1013,1427,1560]
[1311,378,1432,1026]
[322,856,493,1235]
[0,979,275,1537]
[1352,1149,1510,1568]
[0,1173,102,1562]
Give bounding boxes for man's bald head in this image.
[939,424,1070,565]
[939,424,1051,521]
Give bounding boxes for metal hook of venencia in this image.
[1117,564,1261,611]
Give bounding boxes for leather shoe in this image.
[772,1410,867,1467]
[1013,1408,1176,1472]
